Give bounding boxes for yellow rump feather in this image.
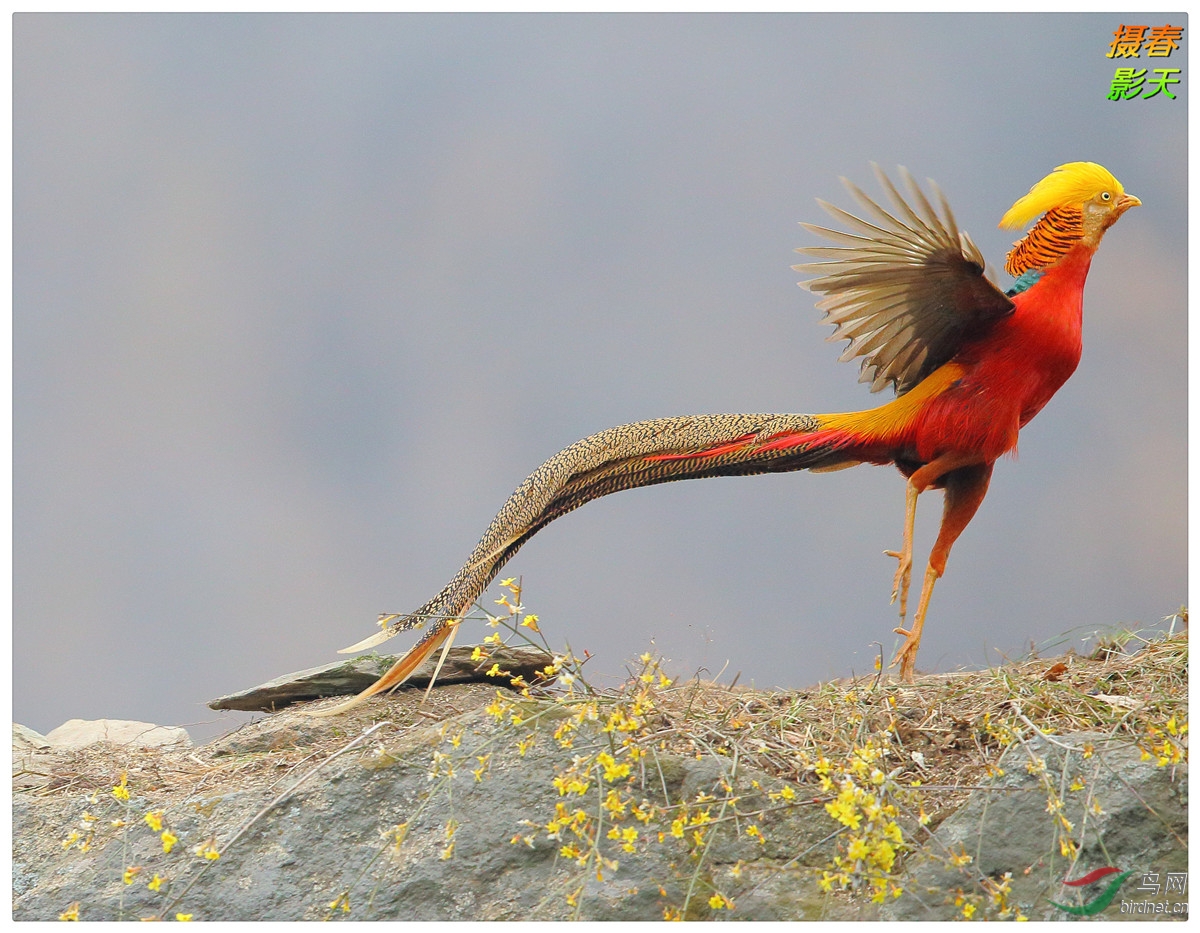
[999,162,1124,230]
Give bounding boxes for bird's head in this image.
[999,162,1140,277]
[1000,161,1140,243]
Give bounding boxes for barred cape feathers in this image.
[1003,206,1084,278]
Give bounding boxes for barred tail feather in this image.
[332,411,861,708]
[312,623,455,717]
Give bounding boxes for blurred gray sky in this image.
[14,13,1187,741]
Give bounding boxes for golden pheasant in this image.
[321,161,1138,713]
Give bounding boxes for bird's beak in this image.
[1116,193,1142,215]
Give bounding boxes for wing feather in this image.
[795,165,1014,394]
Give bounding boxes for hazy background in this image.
[14,13,1186,741]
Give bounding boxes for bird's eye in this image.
[1101,191,1111,201]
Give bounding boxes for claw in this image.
[886,547,913,620]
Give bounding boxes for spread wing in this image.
[793,165,1014,395]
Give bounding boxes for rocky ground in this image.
[12,631,1188,921]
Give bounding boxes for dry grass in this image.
[20,625,1186,821]
[623,624,1187,821]
[16,683,500,807]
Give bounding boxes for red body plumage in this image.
[902,243,1093,464]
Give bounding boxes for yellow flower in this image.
[123,866,142,885]
[552,774,590,797]
[873,840,897,872]
[59,903,80,921]
[670,819,685,838]
[825,786,862,830]
[603,789,627,816]
[597,752,631,783]
[470,646,485,662]
[499,577,516,587]
[520,614,540,632]
[193,838,220,861]
[962,903,976,919]
[143,811,164,832]
[175,913,193,922]
[160,831,178,854]
[112,773,130,801]
[147,874,164,893]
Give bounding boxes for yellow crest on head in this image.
[999,162,1125,229]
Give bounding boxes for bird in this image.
[319,161,1139,714]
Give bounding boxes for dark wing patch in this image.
[793,165,1014,395]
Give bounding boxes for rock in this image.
[12,724,56,792]
[10,686,862,921]
[11,665,1188,921]
[883,731,1188,921]
[43,719,191,750]
[207,645,556,712]
[13,723,51,752]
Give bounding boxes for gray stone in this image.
[207,645,556,712]
[13,723,51,751]
[11,700,1186,922]
[883,731,1188,921]
[12,689,852,921]
[44,719,191,751]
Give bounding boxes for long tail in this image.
[319,411,873,714]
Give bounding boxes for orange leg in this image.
[884,482,920,624]
[892,460,994,681]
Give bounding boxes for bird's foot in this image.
[890,625,920,682]
[884,548,913,622]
